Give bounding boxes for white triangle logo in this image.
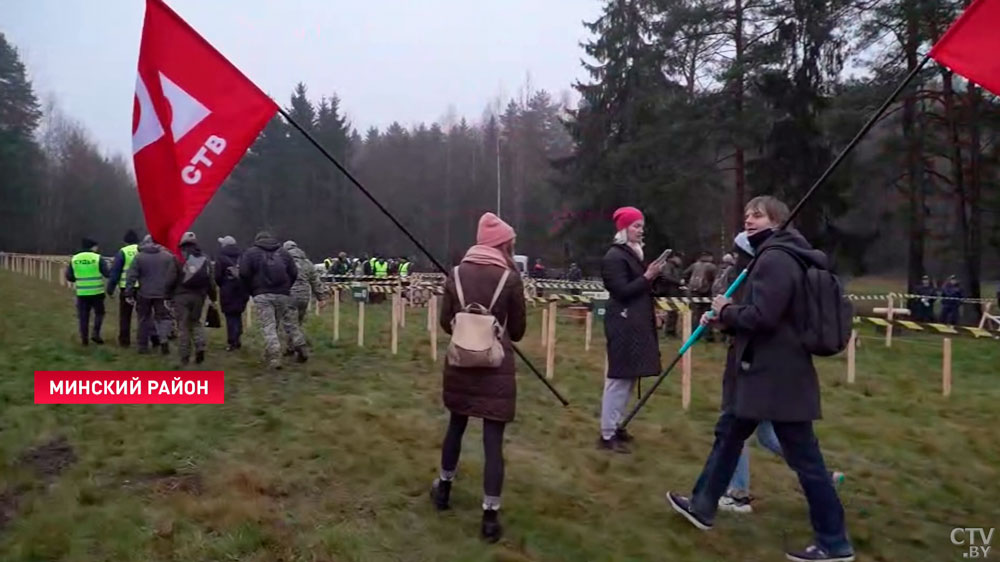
[158,72,211,141]
[132,75,164,155]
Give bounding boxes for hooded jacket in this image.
[125,239,179,299]
[717,228,828,422]
[215,244,249,314]
[238,233,298,296]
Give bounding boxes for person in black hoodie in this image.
[174,232,217,366]
[238,231,306,369]
[215,236,249,351]
[666,196,854,562]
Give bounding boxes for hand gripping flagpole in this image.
[618,55,931,430]
[277,108,569,406]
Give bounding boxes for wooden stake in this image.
[333,288,340,341]
[430,296,438,362]
[545,301,557,379]
[399,289,406,328]
[246,298,253,329]
[942,337,952,397]
[391,293,399,355]
[427,293,434,332]
[847,329,857,384]
[358,301,365,347]
[585,310,593,352]
[541,307,549,347]
[682,306,692,410]
[885,294,895,348]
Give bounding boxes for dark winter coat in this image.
[238,235,298,296]
[602,244,662,379]
[718,229,826,422]
[439,262,527,423]
[124,242,178,300]
[215,245,249,314]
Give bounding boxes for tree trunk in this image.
[965,83,983,315]
[941,69,971,321]
[903,3,924,293]
[732,0,746,234]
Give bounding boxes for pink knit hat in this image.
[613,206,644,231]
[476,212,516,247]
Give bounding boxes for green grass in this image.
[1,269,998,561]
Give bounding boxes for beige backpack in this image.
[446,266,510,368]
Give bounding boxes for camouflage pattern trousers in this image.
[253,293,305,363]
[173,293,206,361]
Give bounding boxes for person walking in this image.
[239,231,307,369]
[283,240,329,350]
[173,232,217,366]
[428,212,527,543]
[124,235,178,355]
[105,229,141,347]
[215,236,249,351]
[666,196,855,562]
[66,237,110,346]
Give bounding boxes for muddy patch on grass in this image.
[122,468,204,497]
[0,436,78,532]
[18,436,77,480]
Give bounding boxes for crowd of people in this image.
[321,253,412,278]
[67,230,329,370]
[64,198,872,561]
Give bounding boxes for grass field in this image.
[0,269,998,561]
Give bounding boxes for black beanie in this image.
[81,237,97,250]
[124,229,139,244]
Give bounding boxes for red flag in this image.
[132,0,277,250]
[929,0,1000,96]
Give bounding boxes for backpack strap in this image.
[453,266,467,309]
[488,269,511,312]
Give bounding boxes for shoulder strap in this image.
[488,269,511,312]
[453,266,467,308]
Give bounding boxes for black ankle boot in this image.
[195,350,205,364]
[480,509,502,543]
[429,479,451,511]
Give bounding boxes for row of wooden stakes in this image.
[2,253,954,401]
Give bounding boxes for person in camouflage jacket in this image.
[282,241,329,349]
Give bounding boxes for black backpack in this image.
[180,254,211,289]
[763,247,853,357]
[261,249,290,287]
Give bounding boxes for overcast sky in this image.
[1,0,602,159]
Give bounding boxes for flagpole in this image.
[618,54,932,430]
[276,108,569,406]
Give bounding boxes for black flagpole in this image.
[277,107,570,406]
[618,54,932,430]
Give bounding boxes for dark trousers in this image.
[225,312,243,347]
[118,291,134,346]
[76,295,105,343]
[691,412,851,554]
[136,297,171,350]
[440,412,506,498]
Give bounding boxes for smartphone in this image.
[655,248,673,263]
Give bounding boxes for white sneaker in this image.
[718,494,753,513]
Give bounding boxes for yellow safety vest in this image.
[119,244,139,288]
[374,260,388,278]
[71,251,104,296]
[399,262,410,277]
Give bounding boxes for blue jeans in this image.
[690,413,852,555]
[728,421,783,493]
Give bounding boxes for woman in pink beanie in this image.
[429,212,526,543]
[598,206,667,453]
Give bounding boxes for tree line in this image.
[2,0,999,300]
